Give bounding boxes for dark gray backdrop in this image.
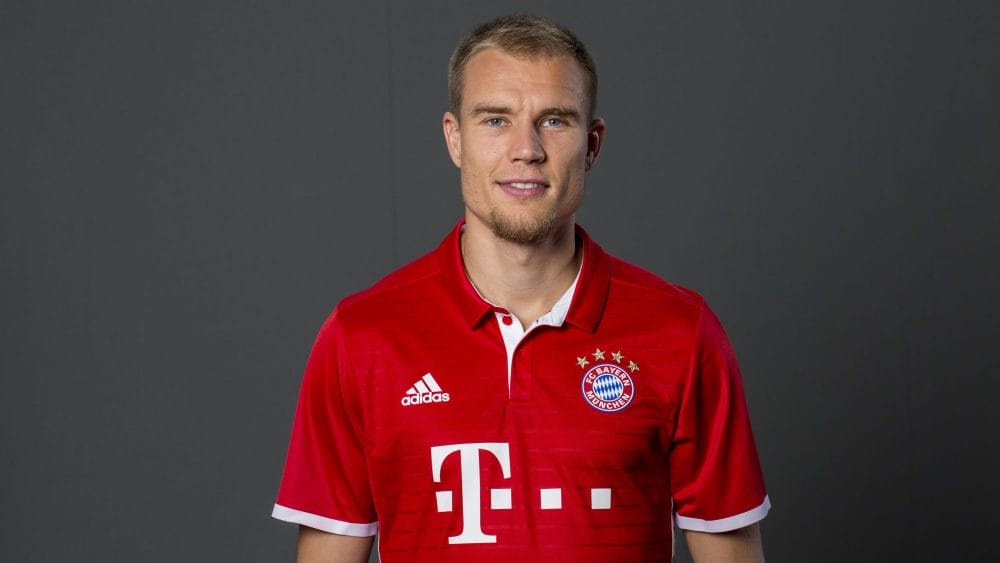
[3,2,998,561]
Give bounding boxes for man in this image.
[273,14,769,562]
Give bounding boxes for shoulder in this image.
[604,255,735,357]
[606,254,706,316]
[307,247,449,363]
[334,248,446,324]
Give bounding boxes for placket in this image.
[492,309,542,403]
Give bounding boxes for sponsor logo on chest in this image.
[401,372,450,406]
[430,442,614,544]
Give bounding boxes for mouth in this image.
[506,181,547,189]
[497,179,549,198]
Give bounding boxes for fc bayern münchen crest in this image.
[577,348,639,412]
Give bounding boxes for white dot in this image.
[591,488,611,509]
[540,488,562,509]
[436,490,452,512]
[491,488,512,510]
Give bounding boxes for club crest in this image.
[577,348,637,413]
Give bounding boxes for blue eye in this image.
[543,117,565,127]
[486,117,504,127]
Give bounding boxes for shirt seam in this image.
[668,296,707,445]
[333,311,369,452]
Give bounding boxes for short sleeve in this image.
[272,310,378,536]
[668,302,769,532]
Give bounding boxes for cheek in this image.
[462,131,505,161]
[548,134,589,162]
[555,146,589,177]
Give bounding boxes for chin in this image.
[487,210,562,245]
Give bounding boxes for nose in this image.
[508,122,545,164]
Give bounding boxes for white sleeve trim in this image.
[675,495,771,533]
[271,503,378,537]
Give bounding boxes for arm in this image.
[684,522,765,563]
[297,526,374,563]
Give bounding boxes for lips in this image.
[507,181,545,189]
[497,179,550,198]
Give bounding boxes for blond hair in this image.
[448,15,598,120]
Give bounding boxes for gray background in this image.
[3,1,998,561]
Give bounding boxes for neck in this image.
[461,217,581,328]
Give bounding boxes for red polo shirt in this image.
[273,222,769,562]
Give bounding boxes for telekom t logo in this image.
[430,442,511,544]
[430,442,613,545]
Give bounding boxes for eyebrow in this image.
[469,104,581,121]
[470,104,513,116]
[542,106,581,120]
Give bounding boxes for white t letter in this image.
[430,442,511,544]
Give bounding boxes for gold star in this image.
[576,356,590,368]
[611,351,624,363]
[592,348,605,360]
[628,361,640,373]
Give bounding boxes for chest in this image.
[352,319,691,473]
[347,316,693,555]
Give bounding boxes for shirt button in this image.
[501,315,513,326]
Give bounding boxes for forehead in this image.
[460,48,586,114]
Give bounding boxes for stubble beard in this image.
[486,206,560,245]
[484,187,584,246]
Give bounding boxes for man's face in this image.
[443,48,604,245]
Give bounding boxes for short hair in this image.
[448,14,598,120]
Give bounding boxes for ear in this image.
[443,111,462,168]
[585,117,606,171]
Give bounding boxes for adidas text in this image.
[402,373,450,406]
[401,392,450,406]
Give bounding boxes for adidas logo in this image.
[401,373,450,407]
